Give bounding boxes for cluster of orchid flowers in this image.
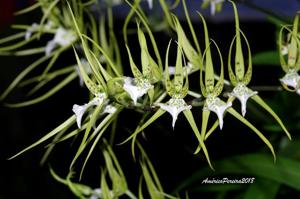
[1,0,298,198]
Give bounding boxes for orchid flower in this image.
[159,98,191,128]
[72,93,107,128]
[230,83,257,116]
[46,27,76,55]
[198,12,230,130]
[205,96,232,129]
[121,40,214,170]
[123,77,153,105]
[226,0,291,139]
[279,13,300,95]
[123,22,161,105]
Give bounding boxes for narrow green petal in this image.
[8,115,75,160]
[5,72,77,108]
[120,109,165,145]
[251,95,291,140]
[183,109,214,170]
[227,107,276,162]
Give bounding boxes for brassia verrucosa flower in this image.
[227,0,291,140]
[279,12,300,94]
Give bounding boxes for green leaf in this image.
[177,154,300,192]
[243,178,280,199]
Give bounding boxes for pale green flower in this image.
[159,98,192,128]
[205,96,232,129]
[123,77,153,105]
[230,83,258,116]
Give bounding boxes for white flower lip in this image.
[230,83,258,117]
[45,27,76,55]
[72,93,107,128]
[159,98,192,128]
[205,96,232,129]
[280,71,300,90]
[123,77,153,105]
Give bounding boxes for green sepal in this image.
[74,48,102,95]
[227,107,276,162]
[198,13,215,93]
[251,95,291,140]
[230,0,245,81]
[183,109,214,170]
